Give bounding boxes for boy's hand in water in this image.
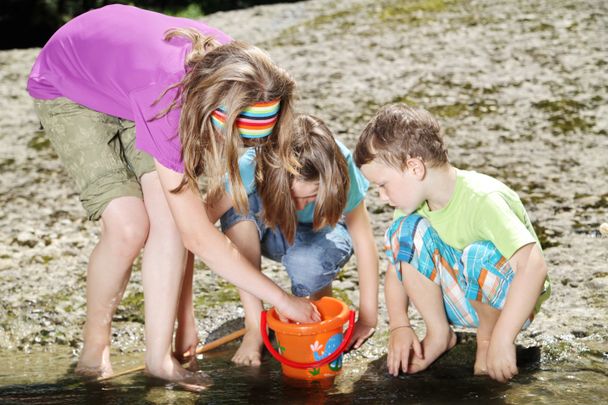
[486,338,518,383]
[387,326,422,376]
[276,294,321,323]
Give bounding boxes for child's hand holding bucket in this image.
[261,297,355,381]
[276,294,321,324]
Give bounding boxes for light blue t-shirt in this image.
[231,140,369,224]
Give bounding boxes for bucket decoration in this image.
[260,297,355,381]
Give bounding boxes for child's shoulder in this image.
[455,169,531,228]
[457,169,519,202]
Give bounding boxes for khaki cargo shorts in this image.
[33,97,156,220]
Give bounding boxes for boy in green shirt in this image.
[354,103,550,382]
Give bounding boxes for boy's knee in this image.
[388,213,429,242]
[385,214,429,262]
[463,240,496,254]
[462,241,500,280]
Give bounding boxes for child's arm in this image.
[385,263,422,376]
[174,251,199,364]
[155,161,321,323]
[174,193,234,361]
[487,242,547,382]
[344,201,379,350]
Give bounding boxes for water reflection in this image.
[0,336,606,404]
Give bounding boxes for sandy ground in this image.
[0,0,607,364]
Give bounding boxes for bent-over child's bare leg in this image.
[402,263,456,373]
[140,172,204,387]
[469,300,500,375]
[76,196,149,378]
[224,221,265,367]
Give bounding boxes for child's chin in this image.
[394,205,409,212]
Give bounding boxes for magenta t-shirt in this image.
[27,4,232,172]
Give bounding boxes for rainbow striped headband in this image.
[211,99,281,139]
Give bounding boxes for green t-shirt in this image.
[395,169,550,312]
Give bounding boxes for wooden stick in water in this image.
[96,327,246,382]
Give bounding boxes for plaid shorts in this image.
[384,214,533,329]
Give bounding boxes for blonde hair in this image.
[258,114,349,243]
[354,103,448,169]
[155,28,296,214]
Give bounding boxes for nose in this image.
[378,188,390,203]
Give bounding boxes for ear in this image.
[406,157,426,180]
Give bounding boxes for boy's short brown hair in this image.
[354,103,448,169]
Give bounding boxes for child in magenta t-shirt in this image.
[354,103,550,383]
[27,4,319,388]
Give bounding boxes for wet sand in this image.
[0,0,607,402]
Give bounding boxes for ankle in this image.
[83,326,112,348]
[80,341,111,358]
[145,357,191,381]
[476,335,491,345]
[426,323,452,337]
[146,350,186,373]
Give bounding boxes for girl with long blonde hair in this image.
[27,4,319,388]
[208,114,379,366]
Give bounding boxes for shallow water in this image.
[1,331,606,404]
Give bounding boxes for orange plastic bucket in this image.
[261,297,355,381]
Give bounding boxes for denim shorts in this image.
[220,193,354,297]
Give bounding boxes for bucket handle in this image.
[260,309,356,369]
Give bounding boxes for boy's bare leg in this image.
[76,197,149,378]
[224,221,264,367]
[469,300,501,375]
[402,263,457,373]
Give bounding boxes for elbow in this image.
[181,232,207,259]
[181,234,198,256]
[534,246,549,279]
[182,230,223,264]
[539,259,548,277]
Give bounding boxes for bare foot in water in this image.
[474,338,490,375]
[408,328,457,374]
[75,344,113,378]
[231,329,263,366]
[145,357,211,393]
